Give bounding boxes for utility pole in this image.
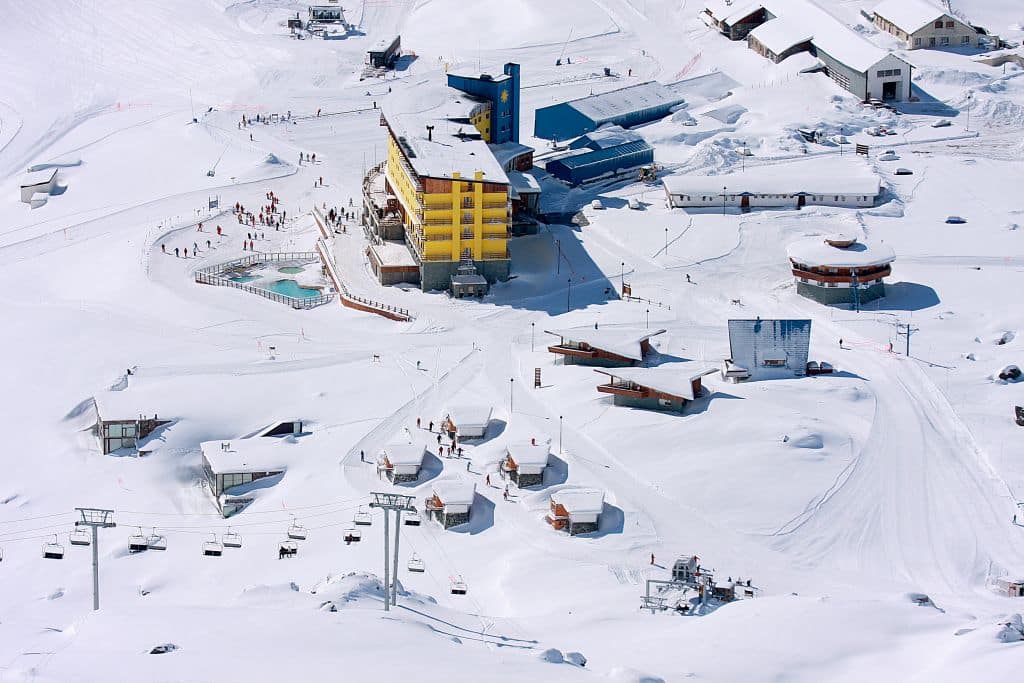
[646,308,650,329]
[559,415,563,454]
[897,321,919,357]
[555,239,561,274]
[369,493,415,610]
[664,227,668,256]
[620,262,625,290]
[509,378,515,414]
[531,322,535,352]
[566,278,572,312]
[966,92,972,132]
[75,508,116,611]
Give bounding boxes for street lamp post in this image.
[559,415,563,454]
[555,239,561,274]
[646,308,650,329]
[566,278,572,312]
[531,322,535,352]
[509,378,514,414]
[722,186,727,215]
[664,227,668,256]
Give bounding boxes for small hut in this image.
[501,442,550,487]
[995,578,1024,598]
[425,480,476,528]
[548,489,604,535]
[442,405,492,439]
[378,443,427,483]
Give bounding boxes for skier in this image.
[360,450,365,463]
[206,239,211,249]
[466,460,470,471]
[161,244,166,253]
[428,421,433,432]
[417,417,421,429]
[217,225,222,236]
[436,434,442,445]
[183,247,188,258]
[197,222,203,232]
[486,474,491,487]
[686,273,691,283]
[839,338,843,348]
[650,553,655,566]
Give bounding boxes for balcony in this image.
[597,380,648,398]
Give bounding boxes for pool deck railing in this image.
[194,252,333,309]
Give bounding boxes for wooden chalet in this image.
[500,442,550,488]
[546,327,666,367]
[425,480,476,529]
[548,489,605,535]
[378,442,427,483]
[595,364,717,413]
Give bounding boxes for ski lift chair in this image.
[402,508,421,526]
[147,529,167,551]
[42,535,65,560]
[128,528,149,554]
[278,539,298,559]
[450,577,468,595]
[287,516,308,540]
[407,554,425,573]
[69,527,91,547]
[353,506,372,526]
[223,528,242,549]
[202,533,223,557]
[343,527,362,545]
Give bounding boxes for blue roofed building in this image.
[533,81,685,142]
[725,318,812,381]
[544,126,654,186]
[447,63,521,144]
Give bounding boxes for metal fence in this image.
[194,253,333,309]
[315,237,413,320]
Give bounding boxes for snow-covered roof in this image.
[20,168,57,187]
[370,241,417,267]
[595,363,718,401]
[370,35,399,51]
[662,158,881,197]
[382,442,427,467]
[384,85,509,184]
[551,488,605,515]
[561,82,685,124]
[571,125,646,150]
[201,438,291,475]
[445,405,493,428]
[765,0,893,73]
[508,170,541,196]
[786,235,895,268]
[489,141,534,168]
[873,0,948,33]
[506,443,551,467]
[703,0,765,26]
[546,327,666,361]
[432,479,476,505]
[748,18,812,55]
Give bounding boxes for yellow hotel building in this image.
[380,99,511,292]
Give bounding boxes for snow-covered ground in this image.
[2,1,1023,681]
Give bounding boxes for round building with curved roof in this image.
[786,234,895,306]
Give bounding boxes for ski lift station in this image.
[723,319,812,382]
[378,442,427,483]
[501,442,551,488]
[544,126,654,186]
[662,158,881,211]
[595,364,717,413]
[786,234,895,306]
[425,480,476,528]
[548,488,605,535]
[367,34,401,69]
[533,81,685,142]
[546,327,666,367]
[442,405,493,439]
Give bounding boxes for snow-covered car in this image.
[932,119,952,128]
[945,215,967,224]
[878,150,898,161]
[591,199,605,210]
[894,167,913,175]
[628,197,641,210]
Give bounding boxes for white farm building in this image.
[872,0,982,50]
[663,159,881,211]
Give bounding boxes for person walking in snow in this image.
[839,338,843,348]
[197,222,203,232]
[174,247,179,257]
[436,434,442,446]
[485,474,491,487]
[193,242,198,253]
[428,421,433,432]
[650,553,655,566]
[465,460,470,472]
[183,247,188,258]
[360,450,365,463]
[161,244,166,253]
[206,239,211,249]
[217,225,222,236]
[417,417,421,429]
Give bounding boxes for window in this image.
[934,20,943,28]
[107,423,123,437]
[945,21,954,28]
[762,358,786,367]
[929,37,936,46]
[658,399,673,407]
[940,36,949,46]
[914,37,922,47]
[961,35,970,44]
[893,69,901,75]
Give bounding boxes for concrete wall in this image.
[612,394,687,413]
[796,281,885,305]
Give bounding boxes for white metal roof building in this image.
[430,480,476,509]
[662,158,881,210]
[726,319,812,381]
[442,405,493,438]
[505,443,551,475]
[200,438,292,500]
[549,488,605,534]
[534,82,685,141]
[747,18,813,62]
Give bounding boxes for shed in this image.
[726,318,811,381]
[20,168,58,203]
[534,82,684,141]
[442,405,493,439]
[994,578,1024,598]
[426,480,476,528]
[546,327,666,367]
[548,488,605,535]
[379,442,427,483]
[595,364,717,413]
[501,442,551,487]
[308,5,345,22]
[545,126,654,186]
[701,0,771,40]
[368,34,401,68]
[747,18,813,62]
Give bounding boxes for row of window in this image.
[916,35,971,46]
[876,68,902,77]
[934,20,955,29]
[677,194,869,202]
[103,422,138,438]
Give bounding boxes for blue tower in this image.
[447,62,521,144]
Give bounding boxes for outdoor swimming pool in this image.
[268,279,321,298]
[278,266,305,274]
[229,274,259,283]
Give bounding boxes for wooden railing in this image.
[194,253,332,309]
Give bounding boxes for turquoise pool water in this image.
[229,274,258,283]
[278,266,304,274]
[268,279,320,298]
